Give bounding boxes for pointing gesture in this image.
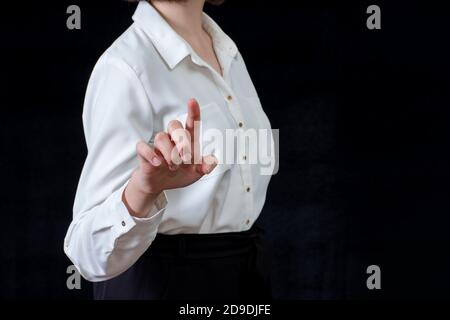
[185,98,201,163]
[123,99,217,218]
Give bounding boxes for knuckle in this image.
[154,132,168,142]
[168,120,182,130]
[167,120,183,132]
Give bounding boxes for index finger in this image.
[186,99,202,163]
[185,98,200,139]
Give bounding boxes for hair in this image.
[127,0,225,5]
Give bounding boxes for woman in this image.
[64,0,274,300]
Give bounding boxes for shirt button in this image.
[246,187,251,192]
[121,221,126,227]
[226,95,233,102]
[246,219,251,225]
[238,122,244,128]
[243,155,247,161]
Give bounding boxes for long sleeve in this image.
[64,55,167,282]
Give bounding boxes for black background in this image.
[1,0,449,299]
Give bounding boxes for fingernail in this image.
[151,156,161,166]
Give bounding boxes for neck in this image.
[150,0,206,39]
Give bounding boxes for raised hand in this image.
[123,99,217,217]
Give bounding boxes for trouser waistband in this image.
[147,225,265,259]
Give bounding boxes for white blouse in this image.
[64,1,273,282]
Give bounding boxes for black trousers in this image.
[93,225,272,300]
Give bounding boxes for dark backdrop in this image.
[1,0,449,299]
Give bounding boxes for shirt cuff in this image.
[109,183,168,239]
[131,191,168,222]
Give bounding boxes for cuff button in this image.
[121,221,126,227]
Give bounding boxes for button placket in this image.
[211,81,252,209]
[239,160,254,227]
[222,92,246,130]
[210,71,245,130]
[205,51,253,226]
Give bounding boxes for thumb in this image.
[196,155,217,175]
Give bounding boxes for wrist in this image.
[123,173,162,218]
